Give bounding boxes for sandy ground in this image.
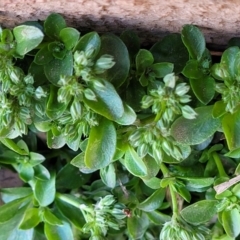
[0,0,240,46]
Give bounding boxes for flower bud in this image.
[175,83,189,96]
[163,73,178,89]
[141,95,153,109]
[181,105,197,119]
[70,99,82,121]
[35,86,47,99]
[84,88,97,101]
[94,54,115,74]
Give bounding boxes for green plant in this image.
[1,13,240,239]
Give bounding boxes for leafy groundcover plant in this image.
[1,12,240,240]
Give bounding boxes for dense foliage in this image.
[1,13,240,240]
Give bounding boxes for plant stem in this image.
[160,162,169,177]
[212,152,228,177]
[169,184,178,218]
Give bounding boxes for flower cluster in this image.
[215,82,240,113]
[142,73,197,125]
[80,195,126,239]
[160,217,211,240]
[128,124,187,162]
[74,50,115,82]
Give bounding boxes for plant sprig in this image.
[1,13,240,240]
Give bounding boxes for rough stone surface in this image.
[0,0,240,47]
[0,168,23,205]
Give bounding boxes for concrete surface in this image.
[0,0,240,47]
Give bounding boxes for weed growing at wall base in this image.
[1,13,240,239]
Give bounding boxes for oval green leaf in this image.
[222,208,240,238]
[222,111,240,150]
[83,79,124,121]
[44,13,66,39]
[150,33,188,73]
[74,31,101,59]
[138,188,165,212]
[181,24,205,60]
[19,208,41,230]
[180,199,218,224]
[59,27,80,50]
[97,33,130,88]
[85,118,116,170]
[13,25,44,55]
[34,174,56,207]
[171,106,221,145]
[124,147,147,177]
[44,51,73,86]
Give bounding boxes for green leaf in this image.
[56,163,89,189]
[47,130,66,149]
[83,79,124,121]
[97,33,130,87]
[171,106,221,145]
[181,24,205,60]
[181,200,218,224]
[34,174,56,207]
[136,49,154,74]
[59,27,80,50]
[222,111,240,150]
[150,33,188,73]
[100,163,116,188]
[44,13,66,39]
[74,31,101,59]
[13,25,44,55]
[222,208,240,238]
[43,208,63,226]
[127,213,149,239]
[149,62,174,78]
[44,221,74,240]
[0,138,28,155]
[34,164,51,180]
[142,177,162,189]
[34,45,54,65]
[29,62,48,85]
[114,103,137,125]
[190,76,215,105]
[146,210,171,225]
[19,208,41,229]
[29,152,45,166]
[212,100,227,118]
[44,51,73,86]
[225,148,240,158]
[0,187,32,203]
[177,177,214,189]
[70,152,96,173]
[18,163,34,182]
[0,204,34,240]
[85,118,116,169]
[138,188,165,212]
[220,46,239,81]
[46,85,68,119]
[173,183,191,202]
[182,60,204,79]
[55,194,85,229]
[120,30,140,60]
[124,147,147,177]
[0,197,31,223]
[211,63,226,81]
